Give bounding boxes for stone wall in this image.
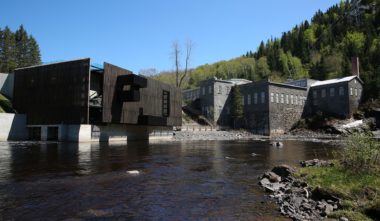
[268,84,307,135]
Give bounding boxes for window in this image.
[254,93,258,104]
[270,93,274,103]
[218,85,222,94]
[286,94,289,104]
[355,88,358,96]
[295,95,298,105]
[313,90,317,99]
[242,95,245,105]
[350,88,353,96]
[354,79,357,84]
[339,86,344,96]
[208,86,212,94]
[276,93,279,103]
[290,95,294,104]
[330,88,335,97]
[162,90,170,117]
[359,88,362,96]
[261,92,265,103]
[202,87,205,95]
[226,86,230,94]
[280,94,284,103]
[321,89,326,98]
[247,94,251,105]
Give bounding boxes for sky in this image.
[1,0,341,74]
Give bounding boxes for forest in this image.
[0,25,41,73]
[154,0,380,101]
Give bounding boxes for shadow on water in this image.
[0,140,341,220]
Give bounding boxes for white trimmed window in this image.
[350,88,353,96]
[355,88,358,96]
[242,95,245,105]
[247,94,251,105]
[286,94,289,104]
[276,93,279,103]
[202,87,205,95]
[208,86,212,94]
[295,95,298,105]
[254,93,258,104]
[270,93,274,103]
[290,95,294,104]
[280,94,284,103]
[313,90,317,99]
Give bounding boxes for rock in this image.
[259,178,271,186]
[300,159,334,167]
[263,171,282,183]
[340,217,349,221]
[264,182,285,193]
[271,165,295,178]
[324,203,334,215]
[311,186,340,202]
[126,170,140,175]
[270,141,284,147]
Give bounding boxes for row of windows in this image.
[201,85,232,96]
[312,86,361,99]
[242,92,265,105]
[270,93,306,106]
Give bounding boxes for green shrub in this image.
[342,132,380,173]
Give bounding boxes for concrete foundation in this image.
[25,124,173,142]
[0,73,14,99]
[0,113,28,141]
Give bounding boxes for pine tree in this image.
[27,36,41,66]
[15,25,29,68]
[0,26,17,73]
[230,86,243,128]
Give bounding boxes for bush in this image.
[341,132,380,173]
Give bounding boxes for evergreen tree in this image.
[230,86,243,128]
[0,25,41,72]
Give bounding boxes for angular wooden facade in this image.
[13,58,181,127]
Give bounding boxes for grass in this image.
[297,164,380,221]
[0,93,15,113]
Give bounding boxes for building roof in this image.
[225,78,252,85]
[310,76,361,87]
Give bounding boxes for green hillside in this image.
[0,93,15,113]
[153,0,380,102]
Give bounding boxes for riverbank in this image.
[259,160,380,221]
[173,130,345,143]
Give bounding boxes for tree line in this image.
[0,25,41,73]
[154,0,380,102]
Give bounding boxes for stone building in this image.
[240,80,308,135]
[197,77,251,126]
[306,76,363,118]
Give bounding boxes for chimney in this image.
[351,57,360,77]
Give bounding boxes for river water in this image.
[0,140,340,220]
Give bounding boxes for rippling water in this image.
[0,140,340,220]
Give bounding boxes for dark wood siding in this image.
[102,63,181,126]
[13,58,90,125]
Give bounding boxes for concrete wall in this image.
[0,73,14,98]
[0,113,28,141]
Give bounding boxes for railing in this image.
[180,126,217,131]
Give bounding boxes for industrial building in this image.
[10,58,182,142]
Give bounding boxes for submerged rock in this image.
[271,165,295,178]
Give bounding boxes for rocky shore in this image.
[173,130,263,141]
[259,160,347,221]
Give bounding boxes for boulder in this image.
[300,159,334,167]
[263,171,281,183]
[271,165,296,178]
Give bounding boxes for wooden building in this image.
[13,58,181,141]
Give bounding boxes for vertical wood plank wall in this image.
[102,63,181,126]
[13,58,91,124]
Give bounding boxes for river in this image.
[0,140,340,220]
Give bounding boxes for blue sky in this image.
[1,0,340,74]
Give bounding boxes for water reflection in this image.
[0,140,340,220]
